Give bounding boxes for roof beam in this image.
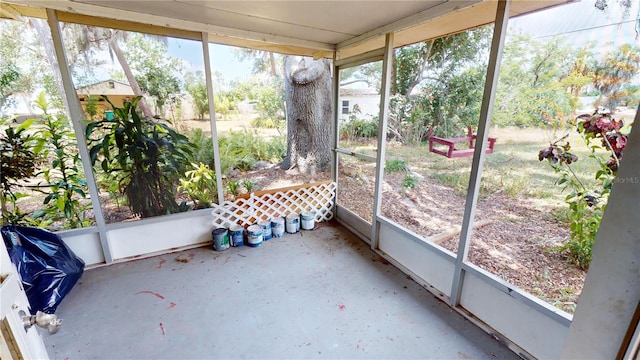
[4,0,335,52]
[336,0,480,51]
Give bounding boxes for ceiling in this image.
[1,0,573,60]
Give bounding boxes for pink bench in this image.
[428,126,496,158]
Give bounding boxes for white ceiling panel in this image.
[74,0,449,45]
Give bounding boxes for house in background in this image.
[76,80,196,121]
[339,87,379,122]
[76,79,135,118]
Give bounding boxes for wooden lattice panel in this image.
[211,181,336,228]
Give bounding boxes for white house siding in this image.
[339,88,380,123]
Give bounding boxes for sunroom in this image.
[1,0,639,359]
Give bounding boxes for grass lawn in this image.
[344,126,607,211]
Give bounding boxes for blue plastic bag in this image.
[1,225,84,314]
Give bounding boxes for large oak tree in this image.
[281,56,332,175]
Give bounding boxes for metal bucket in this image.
[271,217,285,238]
[212,228,230,251]
[301,211,316,230]
[285,213,300,234]
[246,225,263,247]
[228,224,244,247]
[259,219,272,240]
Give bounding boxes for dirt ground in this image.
[380,173,583,313]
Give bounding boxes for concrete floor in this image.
[43,221,519,359]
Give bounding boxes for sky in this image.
[508,0,639,50]
[167,39,253,81]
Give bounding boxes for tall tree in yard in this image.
[388,27,491,141]
[121,34,182,115]
[593,44,640,109]
[0,20,34,115]
[281,56,332,175]
[184,71,208,120]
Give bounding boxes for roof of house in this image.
[76,79,135,96]
[340,88,379,97]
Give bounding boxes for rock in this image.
[285,168,301,176]
[227,168,240,178]
[409,171,425,182]
[341,165,358,177]
[253,160,272,170]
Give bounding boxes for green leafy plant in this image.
[340,105,378,141]
[214,91,238,117]
[540,137,598,270]
[385,159,409,173]
[31,93,92,228]
[187,128,215,169]
[227,180,240,196]
[254,85,284,127]
[84,95,100,119]
[184,71,208,120]
[241,179,255,193]
[178,162,217,209]
[539,111,628,270]
[187,128,285,179]
[0,120,40,225]
[86,95,194,218]
[218,129,285,172]
[402,173,419,190]
[250,117,279,129]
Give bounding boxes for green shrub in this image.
[214,92,238,117]
[242,179,255,192]
[385,159,409,173]
[402,174,419,190]
[251,117,280,129]
[254,86,283,122]
[227,180,240,196]
[86,96,194,218]
[538,112,629,270]
[32,94,92,228]
[0,120,40,226]
[340,118,378,140]
[219,129,285,172]
[187,128,215,168]
[186,128,286,176]
[1,93,93,229]
[340,104,378,140]
[178,162,217,209]
[265,135,286,163]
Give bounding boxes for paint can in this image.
[228,224,244,247]
[301,211,316,230]
[285,213,300,234]
[271,217,285,238]
[246,225,263,247]
[212,228,230,251]
[259,219,272,240]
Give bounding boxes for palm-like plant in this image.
[594,44,640,109]
[86,96,194,218]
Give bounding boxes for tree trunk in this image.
[269,52,277,78]
[108,35,154,119]
[30,19,70,115]
[281,56,332,175]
